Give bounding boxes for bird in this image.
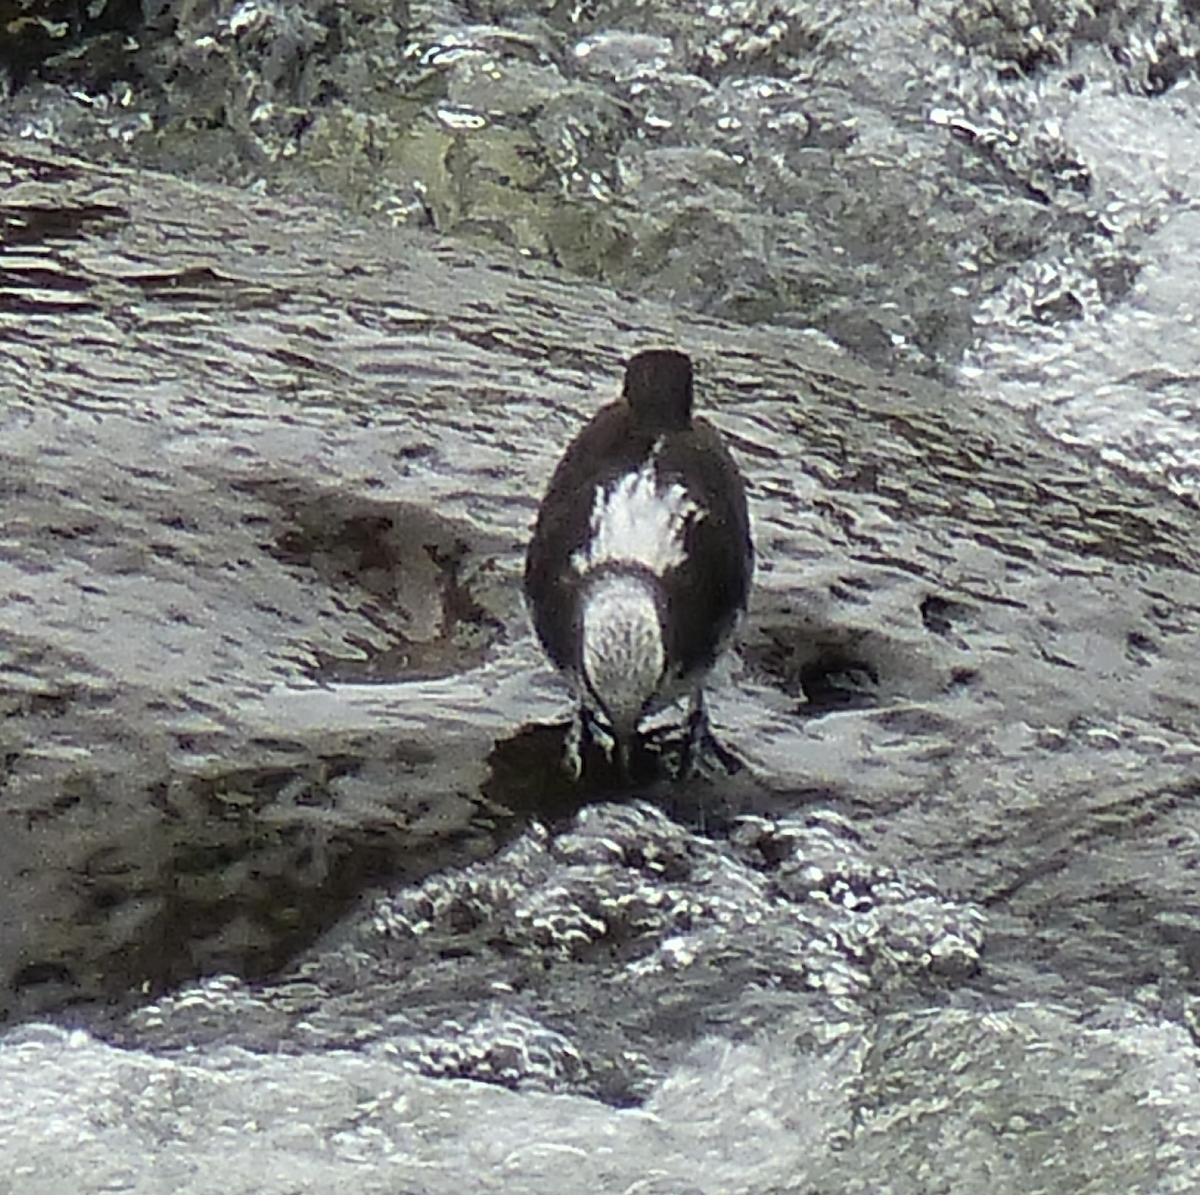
[524,348,753,778]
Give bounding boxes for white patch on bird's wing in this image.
[571,460,700,577]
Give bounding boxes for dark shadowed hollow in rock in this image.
[241,480,507,682]
[8,0,1200,1190]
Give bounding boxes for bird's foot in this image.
[677,698,743,780]
[561,706,620,780]
[562,707,585,781]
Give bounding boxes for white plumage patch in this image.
[572,459,699,577]
[581,572,664,734]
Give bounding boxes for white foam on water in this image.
[963,81,1200,494]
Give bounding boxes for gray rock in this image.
[4,104,1200,1188]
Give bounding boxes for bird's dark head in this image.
[580,570,665,747]
[622,349,694,432]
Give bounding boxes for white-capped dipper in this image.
[524,348,754,777]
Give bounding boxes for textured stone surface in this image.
[6,137,1200,1034]
[95,802,981,1103]
[6,58,1200,1184]
[6,0,1200,372]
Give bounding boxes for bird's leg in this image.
[678,689,741,779]
[679,691,706,779]
[615,735,633,780]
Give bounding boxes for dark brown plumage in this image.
[524,349,753,775]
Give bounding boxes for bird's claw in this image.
[562,708,585,781]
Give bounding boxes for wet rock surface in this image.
[5,0,1199,376]
[5,125,1200,1188]
[88,801,983,1106]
